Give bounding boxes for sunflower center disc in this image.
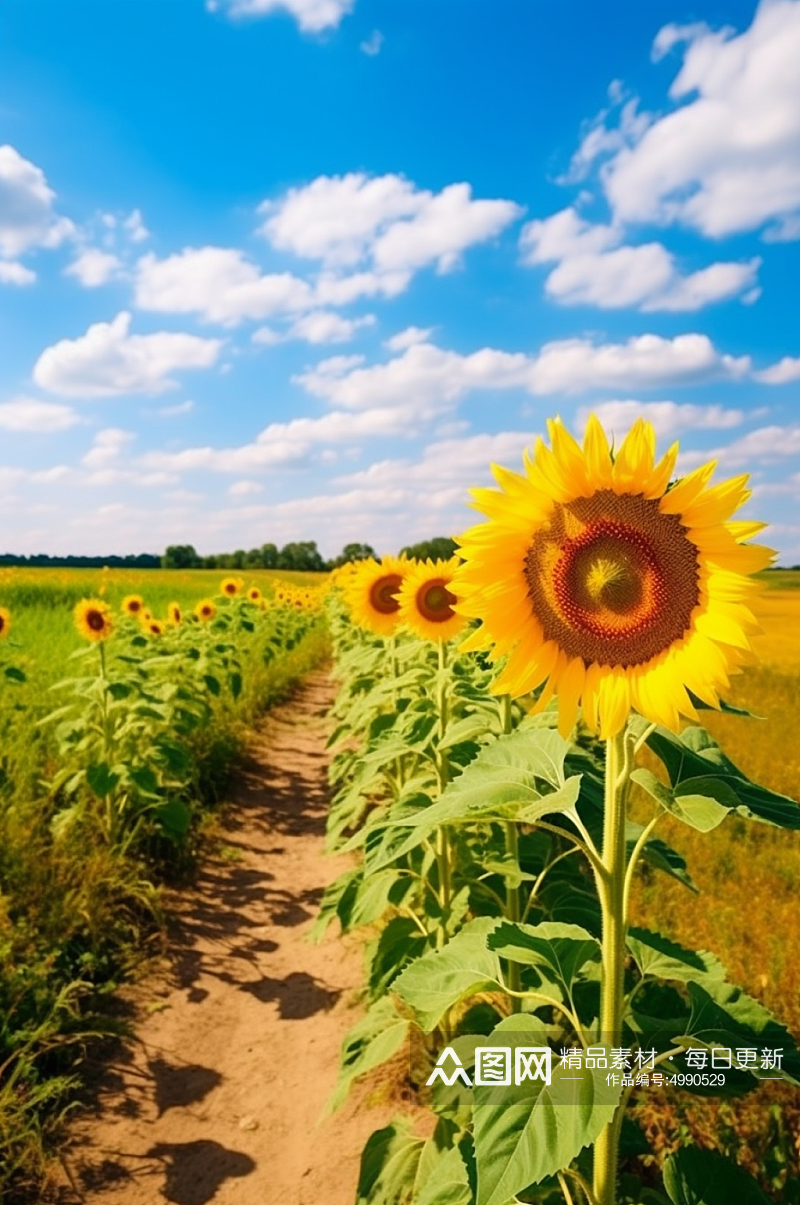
[370,573,403,614]
[86,609,106,632]
[525,490,699,667]
[417,579,457,623]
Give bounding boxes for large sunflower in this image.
[75,598,114,643]
[0,606,10,639]
[398,558,466,643]
[455,416,771,739]
[346,556,409,636]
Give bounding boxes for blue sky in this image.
[2,0,800,561]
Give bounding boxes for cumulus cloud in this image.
[683,424,800,470]
[575,400,747,438]
[0,260,36,286]
[139,406,414,476]
[520,207,760,311]
[385,326,434,351]
[287,310,375,343]
[0,396,82,432]
[65,248,122,287]
[229,480,264,496]
[82,428,135,468]
[33,311,223,398]
[134,247,315,325]
[259,172,522,274]
[0,145,74,259]
[600,1,800,238]
[295,332,751,413]
[360,30,384,55]
[754,356,800,384]
[210,0,354,32]
[123,209,150,243]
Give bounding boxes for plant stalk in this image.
[435,639,452,947]
[592,723,632,1205]
[499,693,522,1008]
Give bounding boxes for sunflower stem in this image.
[435,640,452,947]
[499,693,522,1009]
[592,721,634,1205]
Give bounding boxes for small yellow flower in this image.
[247,586,262,602]
[345,556,410,636]
[167,602,182,625]
[122,594,145,616]
[75,599,114,643]
[0,606,10,639]
[195,598,216,622]
[220,576,244,597]
[146,619,165,636]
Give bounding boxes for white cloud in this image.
[65,248,122,287]
[139,405,413,475]
[360,30,384,55]
[754,356,800,384]
[229,480,264,496]
[156,399,196,416]
[33,311,223,398]
[0,396,81,432]
[123,209,150,243]
[287,309,375,343]
[684,424,800,470]
[385,326,434,351]
[601,1,800,238]
[210,0,354,32]
[520,207,760,311]
[82,428,135,468]
[0,145,74,259]
[259,172,521,274]
[0,259,35,285]
[135,247,314,325]
[295,332,751,412]
[576,400,747,439]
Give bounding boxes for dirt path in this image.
[56,671,396,1205]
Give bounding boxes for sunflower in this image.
[195,598,216,622]
[122,594,145,617]
[398,558,466,643]
[454,416,771,740]
[146,619,165,636]
[345,556,409,636]
[0,606,10,639]
[220,576,244,597]
[167,602,182,625]
[74,598,114,643]
[247,586,262,603]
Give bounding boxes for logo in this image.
[426,1045,552,1088]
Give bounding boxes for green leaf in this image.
[203,674,221,696]
[645,724,800,830]
[4,665,26,683]
[329,997,410,1112]
[106,681,133,700]
[627,928,726,985]
[355,1118,425,1205]
[631,768,733,832]
[86,762,120,798]
[393,918,503,1032]
[415,1138,475,1205]
[663,1146,771,1204]
[473,1014,623,1205]
[676,980,800,1086]
[686,689,763,720]
[229,670,242,699]
[154,798,191,838]
[486,921,600,996]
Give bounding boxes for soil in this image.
[52,671,403,1205]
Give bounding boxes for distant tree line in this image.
[0,553,161,568]
[0,537,461,572]
[161,541,379,571]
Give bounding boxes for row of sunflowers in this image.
[0,574,329,1195]
[320,418,800,1205]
